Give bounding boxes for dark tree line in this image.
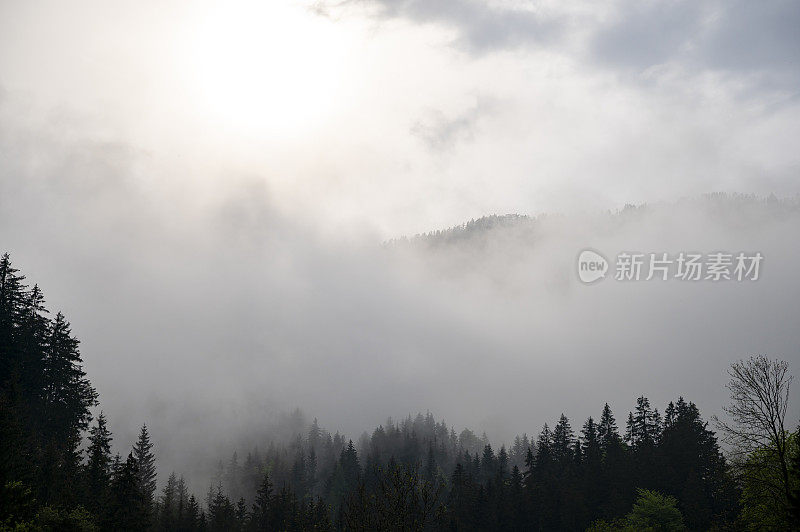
[1,253,798,531]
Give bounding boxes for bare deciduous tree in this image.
[714,355,794,506]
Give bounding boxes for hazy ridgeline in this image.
[2,193,799,499]
[1,195,800,528]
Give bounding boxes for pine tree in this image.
[580,417,604,518]
[481,444,496,482]
[659,397,730,529]
[183,494,200,531]
[447,462,476,530]
[664,401,677,429]
[598,403,621,452]
[251,470,273,529]
[208,485,236,531]
[630,396,658,448]
[176,476,188,530]
[581,417,601,463]
[308,418,322,451]
[160,471,178,531]
[235,497,247,530]
[0,253,26,382]
[340,440,360,490]
[42,312,97,439]
[625,412,635,445]
[18,284,48,434]
[552,414,575,463]
[84,412,113,513]
[132,423,157,515]
[30,308,95,506]
[509,464,525,528]
[497,446,509,479]
[105,453,148,530]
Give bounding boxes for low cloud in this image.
[344,0,564,53]
[339,0,800,93]
[2,102,799,491]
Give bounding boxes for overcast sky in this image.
[2,0,799,236]
[1,0,799,486]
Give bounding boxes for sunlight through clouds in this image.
[180,1,354,138]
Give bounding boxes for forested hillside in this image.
[1,252,798,531]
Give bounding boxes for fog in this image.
[1,0,799,493]
[2,124,798,487]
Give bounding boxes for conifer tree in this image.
[598,403,621,452]
[251,470,273,529]
[84,412,113,513]
[497,446,509,479]
[132,423,157,514]
[160,472,178,531]
[43,312,97,439]
[0,254,26,381]
[340,440,360,490]
[105,453,148,530]
[631,396,658,448]
[552,414,575,463]
[208,485,236,531]
[176,475,188,530]
[183,494,200,531]
[235,497,247,529]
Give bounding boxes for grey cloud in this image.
[591,0,709,71]
[700,0,800,85]
[343,0,800,90]
[345,0,563,53]
[593,1,800,86]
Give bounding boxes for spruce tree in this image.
[340,440,360,491]
[84,412,113,514]
[631,396,658,448]
[183,494,200,531]
[43,312,97,439]
[160,472,178,531]
[132,423,157,515]
[598,403,621,452]
[552,414,575,463]
[176,476,188,530]
[235,497,247,529]
[40,311,96,505]
[0,253,26,382]
[105,453,148,530]
[251,470,273,529]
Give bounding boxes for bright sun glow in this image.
[185,1,349,138]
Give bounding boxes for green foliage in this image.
[790,428,800,526]
[0,481,36,530]
[740,432,799,530]
[625,489,685,531]
[33,506,98,532]
[587,518,636,531]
